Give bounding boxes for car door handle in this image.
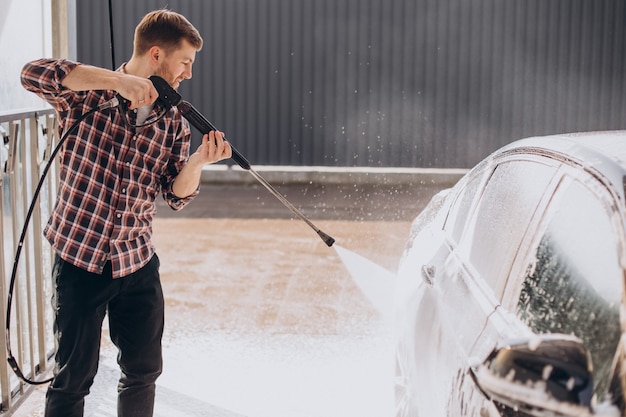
[421,264,435,286]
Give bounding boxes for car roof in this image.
[498,130,626,201]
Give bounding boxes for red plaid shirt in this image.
[21,58,198,278]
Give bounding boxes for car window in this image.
[444,169,486,244]
[461,160,557,294]
[516,177,623,402]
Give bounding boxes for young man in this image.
[21,9,231,417]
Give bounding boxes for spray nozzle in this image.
[317,230,335,247]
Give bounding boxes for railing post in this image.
[22,118,35,383]
[0,128,14,411]
[45,116,58,271]
[31,115,49,373]
[11,119,26,396]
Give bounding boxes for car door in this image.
[395,161,497,417]
[443,156,560,350]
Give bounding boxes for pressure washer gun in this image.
[149,75,335,247]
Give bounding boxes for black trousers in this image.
[45,254,164,417]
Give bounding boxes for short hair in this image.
[133,9,203,56]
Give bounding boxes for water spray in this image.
[149,76,335,247]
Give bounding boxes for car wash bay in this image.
[11,174,446,417]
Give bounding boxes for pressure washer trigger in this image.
[149,75,182,109]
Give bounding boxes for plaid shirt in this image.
[21,58,198,278]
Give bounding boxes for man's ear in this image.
[148,46,162,66]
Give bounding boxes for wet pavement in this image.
[11,177,444,417]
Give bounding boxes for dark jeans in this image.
[45,254,164,417]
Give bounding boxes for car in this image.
[393,131,626,417]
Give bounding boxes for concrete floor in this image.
[10,178,443,417]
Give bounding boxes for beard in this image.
[154,63,179,90]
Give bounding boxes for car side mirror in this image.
[471,334,605,416]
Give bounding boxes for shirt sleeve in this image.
[20,58,84,111]
[160,118,199,211]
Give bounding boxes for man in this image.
[20,9,231,417]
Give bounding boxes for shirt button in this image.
[116,213,122,218]
[122,188,126,193]
[126,162,130,166]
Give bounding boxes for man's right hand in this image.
[61,64,158,110]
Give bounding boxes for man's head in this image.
[131,9,203,89]
[133,9,203,57]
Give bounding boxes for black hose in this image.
[108,0,116,70]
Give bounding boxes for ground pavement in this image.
[10,177,444,417]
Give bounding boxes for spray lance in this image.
[148,75,335,247]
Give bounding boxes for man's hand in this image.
[171,130,233,198]
[60,64,158,110]
[193,130,233,164]
[116,74,158,109]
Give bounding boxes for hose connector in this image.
[98,97,120,111]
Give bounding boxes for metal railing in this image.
[0,107,58,413]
